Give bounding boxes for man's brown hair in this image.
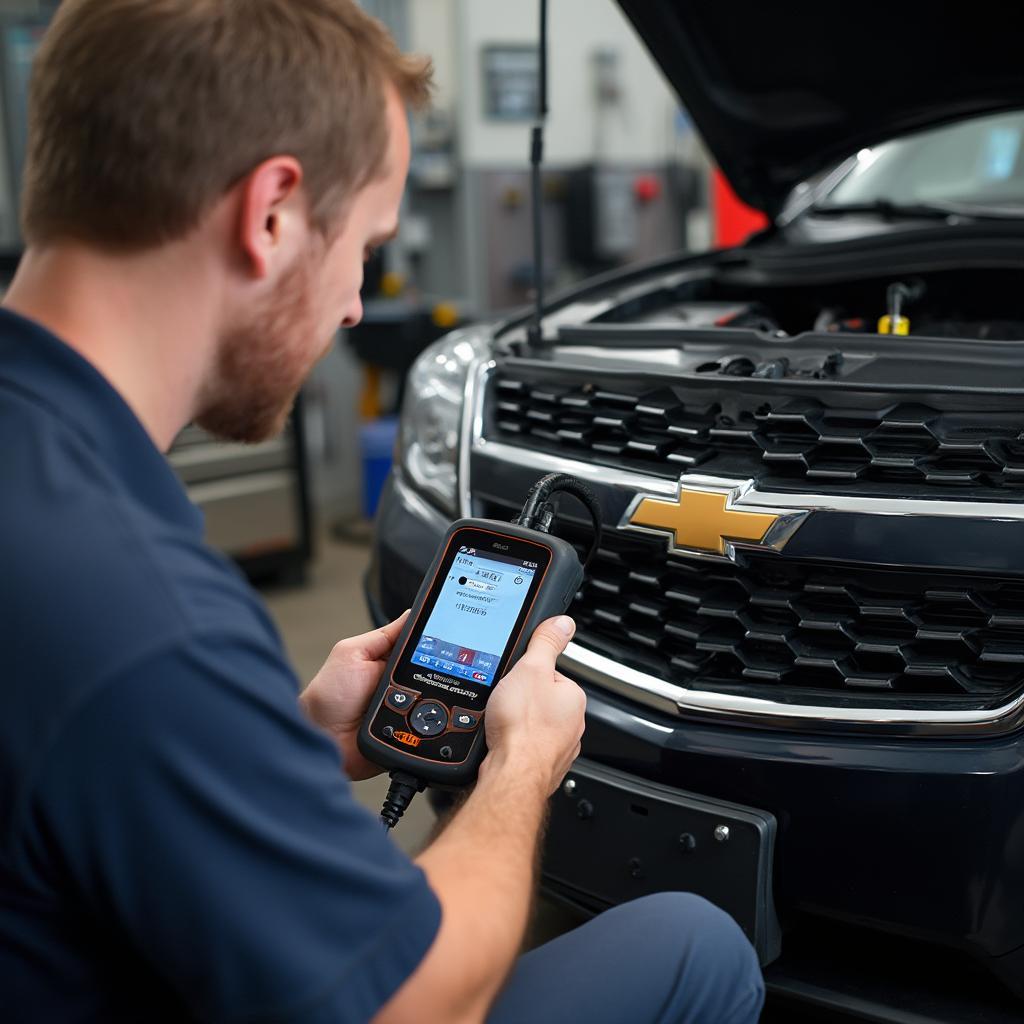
[21,0,432,249]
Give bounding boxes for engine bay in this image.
[520,264,1024,389]
[596,267,1024,344]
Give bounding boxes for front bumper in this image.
[368,470,1024,1014]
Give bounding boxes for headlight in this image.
[399,325,492,514]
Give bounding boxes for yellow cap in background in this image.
[431,302,459,329]
[380,271,405,298]
[877,314,911,336]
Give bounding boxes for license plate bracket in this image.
[542,758,780,965]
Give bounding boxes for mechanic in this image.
[0,2,764,1022]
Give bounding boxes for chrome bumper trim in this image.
[560,641,1024,737]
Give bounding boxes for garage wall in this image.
[402,0,696,315]
[452,0,680,168]
[408,0,458,115]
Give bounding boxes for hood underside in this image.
[616,1,1024,217]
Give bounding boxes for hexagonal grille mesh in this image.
[488,371,1024,490]
[475,502,1024,706]
[577,541,1024,702]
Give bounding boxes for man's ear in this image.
[236,156,305,280]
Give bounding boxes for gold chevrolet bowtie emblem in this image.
[624,480,803,557]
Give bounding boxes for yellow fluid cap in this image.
[380,271,405,298]
[877,315,911,336]
[431,302,459,329]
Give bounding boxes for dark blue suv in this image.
[367,5,1024,1019]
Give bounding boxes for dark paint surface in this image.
[369,472,1024,1004]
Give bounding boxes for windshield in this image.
[818,110,1024,211]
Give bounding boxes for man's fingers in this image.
[347,610,410,660]
[384,608,412,638]
[524,616,576,666]
[553,670,583,694]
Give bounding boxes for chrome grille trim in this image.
[473,438,1024,524]
[463,365,1024,733]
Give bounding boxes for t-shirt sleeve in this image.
[24,630,441,1024]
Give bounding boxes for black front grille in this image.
[478,498,1024,707]
[489,371,1024,492]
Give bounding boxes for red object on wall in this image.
[712,169,768,247]
[633,174,661,205]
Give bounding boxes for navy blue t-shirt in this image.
[0,307,440,1022]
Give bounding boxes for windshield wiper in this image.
[810,198,1024,221]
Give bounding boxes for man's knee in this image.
[623,892,765,1022]
[492,893,764,1024]
[668,893,761,973]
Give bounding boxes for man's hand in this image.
[483,615,586,796]
[300,611,409,781]
[374,615,586,1024]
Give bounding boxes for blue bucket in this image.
[360,416,399,520]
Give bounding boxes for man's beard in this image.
[195,257,320,444]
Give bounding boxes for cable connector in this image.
[381,770,426,831]
[535,500,557,534]
[514,473,603,568]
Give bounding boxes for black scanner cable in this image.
[381,771,426,831]
[513,473,602,569]
[380,473,599,831]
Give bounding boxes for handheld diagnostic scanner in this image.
[358,474,601,829]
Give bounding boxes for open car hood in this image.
[616,1,1024,218]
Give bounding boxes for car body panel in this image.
[616,1,1024,215]
[367,468,1024,1004]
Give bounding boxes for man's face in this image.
[196,86,410,444]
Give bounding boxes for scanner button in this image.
[450,709,479,731]
[410,701,448,737]
[386,687,419,713]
